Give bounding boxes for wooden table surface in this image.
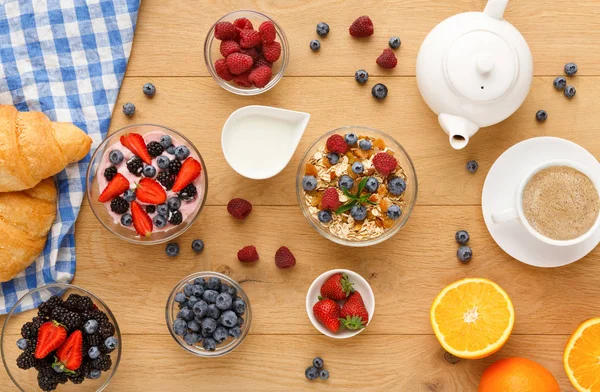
[4,0,600,390]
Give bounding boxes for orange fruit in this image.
[478,357,560,392]
[564,317,600,391]
[430,278,515,359]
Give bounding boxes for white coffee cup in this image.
[491,159,600,247]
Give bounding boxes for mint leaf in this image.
[336,201,356,214]
[356,177,368,196]
[342,186,356,200]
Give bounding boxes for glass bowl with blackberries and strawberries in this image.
[86,124,208,245]
[204,10,289,95]
[1,284,120,391]
[166,272,251,357]
[297,126,418,247]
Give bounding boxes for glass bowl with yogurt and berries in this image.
[297,127,417,247]
[86,124,208,245]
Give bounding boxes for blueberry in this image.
[202,290,219,304]
[359,139,372,150]
[388,176,406,195]
[88,346,101,359]
[178,307,193,321]
[187,320,201,333]
[187,295,199,307]
[455,230,469,245]
[387,205,402,220]
[207,304,221,320]
[319,369,330,380]
[564,85,576,98]
[120,213,133,226]
[229,326,242,339]
[316,22,329,36]
[178,301,189,309]
[153,214,167,228]
[564,62,578,76]
[345,133,358,146]
[215,292,233,310]
[226,286,237,298]
[553,76,567,90]
[166,145,176,155]
[236,316,245,327]
[310,39,320,52]
[313,357,324,369]
[213,326,228,343]
[207,277,221,290]
[389,36,401,49]
[318,210,332,223]
[143,82,156,97]
[338,175,354,190]
[457,246,473,263]
[192,239,204,253]
[174,145,190,161]
[183,331,200,345]
[194,277,206,287]
[143,165,156,178]
[84,319,99,334]
[160,135,172,149]
[232,298,246,315]
[53,364,64,373]
[372,83,388,100]
[219,283,229,293]
[536,110,548,122]
[89,369,101,379]
[350,204,367,221]
[202,337,217,351]
[305,366,319,380]
[165,243,179,257]
[109,150,124,165]
[123,189,136,202]
[327,152,339,165]
[16,338,28,350]
[167,196,181,211]
[220,310,238,328]
[466,160,478,173]
[355,69,369,84]
[183,284,195,297]
[173,318,188,336]
[201,317,217,335]
[302,175,318,191]
[156,155,170,169]
[192,300,208,317]
[157,203,169,216]
[105,336,118,351]
[122,102,135,116]
[365,177,379,193]
[352,162,364,174]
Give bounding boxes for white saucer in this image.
[482,137,600,268]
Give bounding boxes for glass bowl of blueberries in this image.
[1,284,121,391]
[166,272,251,357]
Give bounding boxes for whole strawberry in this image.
[326,134,348,154]
[376,49,397,69]
[240,29,262,48]
[220,40,240,57]
[275,246,296,269]
[227,198,252,220]
[214,21,236,40]
[340,291,369,330]
[262,41,281,62]
[313,298,341,333]
[349,16,374,38]
[372,152,398,176]
[320,273,354,301]
[238,245,259,262]
[321,188,341,211]
[259,21,276,43]
[226,53,253,75]
[248,65,272,88]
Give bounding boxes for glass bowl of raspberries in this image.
[204,10,289,95]
[86,124,208,245]
[296,126,418,247]
[166,272,252,357]
[1,284,121,391]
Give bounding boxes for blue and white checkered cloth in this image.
[0,0,139,314]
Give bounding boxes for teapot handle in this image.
[484,0,509,20]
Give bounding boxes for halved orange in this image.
[430,278,515,359]
[564,317,600,391]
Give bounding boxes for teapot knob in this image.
[475,55,495,75]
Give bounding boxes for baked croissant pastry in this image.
[0,178,57,282]
[0,105,92,192]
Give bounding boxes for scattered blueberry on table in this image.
[389,36,401,49]
[354,69,369,84]
[553,76,567,90]
[143,82,156,97]
[165,243,180,257]
[457,246,473,263]
[466,160,478,173]
[564,62,578,76]
[310,39,321,52]
[371,83,388,100]
[192,239,204,253]
[122,102,135,116]
[316,22,329,37]
[536,110,548,122]
[305,366,319,380]
[455,230,470,245]
[306,357,330,381]
[564,85,576,98]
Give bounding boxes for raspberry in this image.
[275,246,296,269]
[214,21,236,40]
[214,59,233,81]
[349,16,374,38]
[240,47,260,62]
[248,66,272,88]
[373,152,398,176]
[233,71,252,87]
[237,245,259,262]
[326,134,348,154]
[321,188,341,210]
[227,198,252,220]
[240,29,262,48]
[219,40,240,57]
[262,41,281,62]
[259,21,276,43]
[254,55,272,68]
[233,18,253,32]
[376,49,397,69]
[226,53,253,75]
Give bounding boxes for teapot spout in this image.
[483,0,509,20]
[438,113,480,150]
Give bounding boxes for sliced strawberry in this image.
[120,133,152,164]
[136,178,167,204]
[172,158,201,192]
[131,201,152,237]
[55,330,83,371]
[35,321,67,359]
[98,173,130,203]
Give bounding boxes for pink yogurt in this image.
[97,131,205,235]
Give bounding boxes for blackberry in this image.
[146,141,164,157]
[178,184,197,201]
[168,210,183,225]
[145,205,156,214]
[126,156,143,176]
[64,294,94,312]
[38,296,64,317]
[16,351,36,369]
[156,171,175,190]
[168,159,182,175]
[81,309,108,324]
[50,306,82,331]
[110,197,129,214]
[21,322,35,339]
[68,373,85,384]
[91,355,112,371]
[37,366,61,391]
[103,166,118,181]
[98,321,115,339]
[85,332,103,347]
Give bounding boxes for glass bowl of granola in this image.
[297,126,417,247]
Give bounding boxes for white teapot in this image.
[416,0,533,150]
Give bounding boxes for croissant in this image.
[0,105,92,192]
[0,178,57,282]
